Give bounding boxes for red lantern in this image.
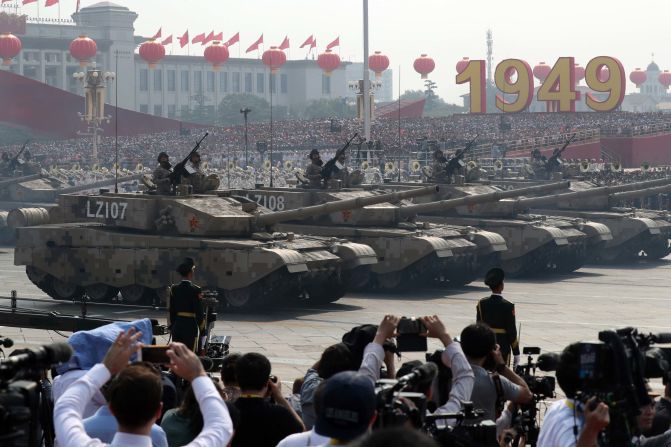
[456,57,469,74]
[368,51,389,79]
[629,68,647,86]
[574,64,585,84]
[204,41,229,71]
[533,62,550,82]
[262,46,286,74]
[317,49,340,76]
[69,35,97,68]
[413,54,435,80]
[139,39,165,69]
[659,70,671,89]
[0,33,21,65]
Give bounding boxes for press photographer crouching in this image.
[538,328,671,447]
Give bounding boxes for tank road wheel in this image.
[375,272,402,289]
[85,284,119,303]
[223,287,255,311]
[306,280,347,305]
[342,266,372,290]
[642,237,671,260]
[50,277,84,301]
[120,285,147,304]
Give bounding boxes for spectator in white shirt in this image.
[53,328,233,447]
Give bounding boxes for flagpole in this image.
[363,0,371,142]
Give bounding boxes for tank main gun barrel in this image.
[0,173,43,188]
[609,183,671,202]
[515,178,671,210]
[399,181,569,217]
[255,185,439,226]
[58,174,143,195]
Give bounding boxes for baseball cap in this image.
[315,371,376,441]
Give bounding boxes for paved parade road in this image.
[1,246,670,388]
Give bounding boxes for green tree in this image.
[400,89,425,100]
[218,93,271,125]
[298,98,355,119]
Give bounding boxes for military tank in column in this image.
[12,188,433,310]
[396,182,612,276]
[229,184,498,288]
[524,179,671,261]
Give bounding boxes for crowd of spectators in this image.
[46,305,671,447]
[3,112,671,171]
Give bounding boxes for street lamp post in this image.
[363,0,371,142]
[73,65,115,163]
[240,107,251,168]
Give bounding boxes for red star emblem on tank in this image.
[189,215,200,232]
[341,209,352,222]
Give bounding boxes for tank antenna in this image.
[114,50,119,193]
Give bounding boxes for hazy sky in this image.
[22,0,671,102]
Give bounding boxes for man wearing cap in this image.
[431,149,448,182]
[183,152,220,193]
[168,258,205,352]
[305,149,323,188]
[477,268,520,367]
[152,152,173,195]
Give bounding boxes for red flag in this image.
[225,32,239,47]
[179,30,189,48]
[201,31,215,46]
[326,36,340,50]
[278,36,289,50]
[22,0,37,4]
[311,39,316,50]
[246,34,263,53]
[191,32,205,44]
[152,27,162,39]
[299,35,314,49]
[45,0,58,6]
[161,35,173,45]
[212,31,223,42]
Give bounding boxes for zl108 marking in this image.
[250,194,285,211]
[85,200,129,220]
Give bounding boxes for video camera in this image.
[0,339,72,447]
[545,328,671,446]
[424,402,498,447]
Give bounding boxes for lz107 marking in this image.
[85,200,129,220]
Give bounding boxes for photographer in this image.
[421,315,475,419]
[460,323,532,426]
[300,315,399,428]
[54,329,233,447]
[537,343,610,447]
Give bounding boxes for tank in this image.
[491,177,671,262]
[12,188,429,310]
[390,181,611,276]
[226,185,499,288]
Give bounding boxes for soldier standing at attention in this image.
[476,268,520,368]
[305,149,323,188]
[152,151,173,195]
[168,258,205,352]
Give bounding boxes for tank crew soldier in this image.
[168,258,205,352]
[152,151,173,195]
[20,149,41,174]
[0,152,10,174]
[183,152,220,193]
[327,150,350,186]
[305,149,323,188]
[476,267,520,367]
[431,149,448,182]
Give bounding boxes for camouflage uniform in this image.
[152,164,173,195]
[431,159,448,182]
[305,161,323,188]
[184,161,220,193]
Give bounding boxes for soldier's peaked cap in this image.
[484,267,505,288]
[309,149,320,157]
[177,257,196,275]
[157,152,169,161]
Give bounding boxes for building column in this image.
[61,51,67,90]
[39,50,46,83]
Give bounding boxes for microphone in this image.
[537,352,560,372]
[396,362,438,387]
[652,333,671,344]
[0,337,13,348]
[0,342,72,372]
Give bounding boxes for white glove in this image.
[513,355,520,369]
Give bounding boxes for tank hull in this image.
[14,223,377,310]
